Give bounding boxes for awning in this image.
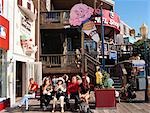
[132,60,145,67]
[18,5,36,22]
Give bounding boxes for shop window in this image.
[27,2,31,10]
[17,0,22,6]
[0,49,7,97]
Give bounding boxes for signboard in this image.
[132,60,145,67]
[94,9,120,32]
[98,42,109,56]
[20,16,37,56]
[0,16,9,50]
[109,50,117,60]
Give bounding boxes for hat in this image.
[76,75,82,80]
[57,77,65,83]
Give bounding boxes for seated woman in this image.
[52,78,66,113]
[41,77,53,111]
[78,75,90,104]
[18,78,38,111]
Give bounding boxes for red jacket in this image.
[31,82,38,92]
[67,82,79,94]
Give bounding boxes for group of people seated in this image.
[40,73,91,112]
[17,73,90,112]
[41,75,90,113]
[16,73,88,112]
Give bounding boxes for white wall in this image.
[5,0,37,106]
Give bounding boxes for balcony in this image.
[40,10,70,29]
[40,54,81,74]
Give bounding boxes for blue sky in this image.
[115,0,150,36]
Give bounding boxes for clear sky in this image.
[115,0,150,36]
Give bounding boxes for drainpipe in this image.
[36,0,40,62]
[81,30,85,74]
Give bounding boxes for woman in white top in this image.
[52,78,66,113]
[41,77,53,111]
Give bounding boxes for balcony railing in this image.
[40,54,75,68]
[40,10,70,25]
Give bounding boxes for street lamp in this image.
[100,2,105,71]
[140,23,149,102]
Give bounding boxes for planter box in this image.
[95,88,116,109]
[0,98,10,111]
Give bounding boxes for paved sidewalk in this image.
[1,91,150,113]
[1,99,150,113]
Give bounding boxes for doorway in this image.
[16,61,23,97]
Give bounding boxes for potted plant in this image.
[95,70,116,109]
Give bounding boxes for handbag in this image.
[28,90,34,94]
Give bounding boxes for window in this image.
[123,25,127,35]
[0,49,7,97]
[17,0,22,6]
[27,2,31,10]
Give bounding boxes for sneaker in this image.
[18,104,22,108]
[25,108,29,111]
[43,106,47,111]
[52,109,55,113]
[61,108,64,113]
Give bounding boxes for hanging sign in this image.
[0,16,9,50]
[94,9,120,32]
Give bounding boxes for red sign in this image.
[94,9,120,32]
[0,16,9,50]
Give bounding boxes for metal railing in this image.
[40,10,70,25]
[40,54,75,67]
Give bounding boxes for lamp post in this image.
[140,23,149,102]
[100,2,105,71]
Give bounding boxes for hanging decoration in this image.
[69,3,100,43]
[20,35,37,56]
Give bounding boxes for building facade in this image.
[0,0,9,106]
[0,0,42,106]
[39,0,121,82]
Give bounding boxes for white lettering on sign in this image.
[94,17,101,23]
[109,19,119,29]
[21,17,31,32]
[94,17,119,29]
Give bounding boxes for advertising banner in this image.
[0,16,9,50]
[94,9,120,32]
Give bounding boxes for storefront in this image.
[4,0,42,107]
[0,15,9,110]
[94,9,120,64]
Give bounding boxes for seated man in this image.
[18,78,38,110]
[67,76,80,110]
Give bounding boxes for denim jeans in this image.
[20,93,35,109]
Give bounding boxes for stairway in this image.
[111,76,122,91]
